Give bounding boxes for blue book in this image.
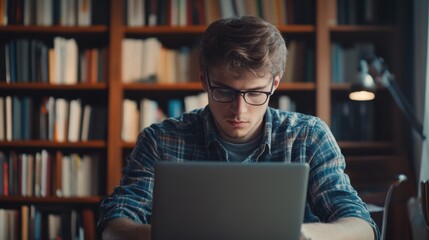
[168,99,183,118]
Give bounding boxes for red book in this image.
[3,161,8,196]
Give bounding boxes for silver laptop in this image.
[151,161,309,240]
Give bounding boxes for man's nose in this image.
[231,93,248,114]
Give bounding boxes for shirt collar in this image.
[202,106,273,154]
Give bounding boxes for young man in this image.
[98,16,379,240]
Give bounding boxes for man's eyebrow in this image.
[211,80,270,91]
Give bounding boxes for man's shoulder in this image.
[150,108,206,133]
[268,108,323,129]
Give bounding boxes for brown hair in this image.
[199,16,286,79]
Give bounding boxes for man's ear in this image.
[273,73,282,91]
[200,69,208,91]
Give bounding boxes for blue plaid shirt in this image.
[98,107,379,239]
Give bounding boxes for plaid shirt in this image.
[98,107,380,239]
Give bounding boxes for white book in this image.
[61,155,71,197]
[77,0,92,26]
[37,0,53,25]
[43,0,53,26]
[80,104,92,141]
[48,214,61,240]
[34,152,41,197]
[54,37,66,84]
[140,98,158,130]
[122,39,137,83]
[76,154,91,196]
[40,150,49,197]
[197,92,208,108]
[122,99,139,142]
[142,38,161,82]
[133,39,143,82]
[66,0,76,25]
[5,96,11,141]
[0,209,5,240]
[279,95,296,112]
[65,38,78,84]
[128,0,145,26]
[68,99,82,142]
[55,98,69,142]
[219,0,235,18]
[178,0,187,26]
[24,0,33,25]
[234,0,246,16]
[0,97,4,141]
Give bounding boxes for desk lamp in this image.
[349,57,425,140]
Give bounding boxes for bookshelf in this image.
[0,0,415,239]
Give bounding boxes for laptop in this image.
[151,161,309,240]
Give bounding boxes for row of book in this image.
[126,0,314,27]
[337,0,395,25]
[0,38,107,84]
[0,0,107,26]
[330,42,375,83]
[330,100,374,141]
[284,41,315,83]
[121,94,297,142]
[0,150,100,197]
[122,94,208,142]
[0,96,107,142]
[122,38,315,84]
[0,206,95,240]
[122,38,199,84]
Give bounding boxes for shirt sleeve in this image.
[97,126,160,234]
[305,118,380,239]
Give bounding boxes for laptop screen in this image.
[151,161,309,240]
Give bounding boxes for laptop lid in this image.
[151,161,309,240]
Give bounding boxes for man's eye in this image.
[247,92,263,97]
[217,89,234,96]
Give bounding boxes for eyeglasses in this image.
[205,71,274,106]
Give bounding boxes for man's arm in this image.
[300,217,375,240]
[102,219,151,240]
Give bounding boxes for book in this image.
[80,104,92,141]
[0,97,4,141]
[68,99,82,142]
[21,205,29,240]
[12,96,21,140]
[122,99,139,142]
[5,96,11,141]
[41,149,51,197]
[55,98,69,142]
[0,151,4,195]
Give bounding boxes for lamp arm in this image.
[379,72,426,140]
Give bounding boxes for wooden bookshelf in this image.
[0,0,415,239]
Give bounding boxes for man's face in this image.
[201,67,280,144]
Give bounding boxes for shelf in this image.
[338,141,394,149]
[124,25,315,35]
[123,82,203,91]
[122,82,315,91]
[0,83,107,90]
[0,140,106,149]
[329,25,396,33]
[0,196,102,204]
[0,25,108,34]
